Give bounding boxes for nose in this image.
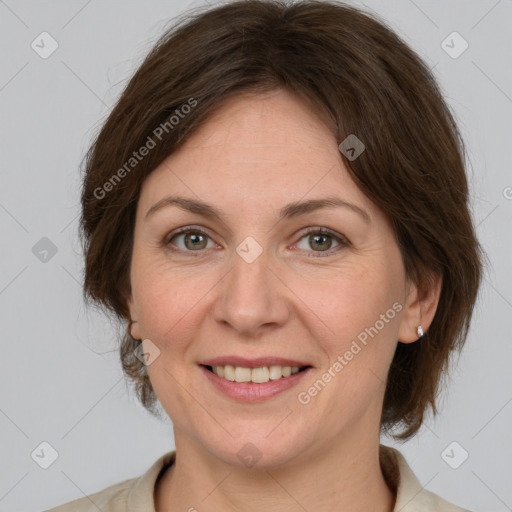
[212,245,290,337]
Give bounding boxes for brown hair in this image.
[79,0,483,440]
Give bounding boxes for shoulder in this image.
[380,444,472,512]
[44,451,176,512]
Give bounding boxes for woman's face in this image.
[128,89,422,468]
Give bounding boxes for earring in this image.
[417,325,424,338]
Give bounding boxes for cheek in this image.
[302,265,401,419]
[293,263,404,398]
[298,259,401,337]
[130,256,217,348]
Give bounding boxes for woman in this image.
[47,0,483,510]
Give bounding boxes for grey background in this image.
[1,1,511,511]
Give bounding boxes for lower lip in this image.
[200,365,312,402]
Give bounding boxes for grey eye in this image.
[296,232,341,252]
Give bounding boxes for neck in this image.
[155,428,396,512]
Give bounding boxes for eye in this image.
[293,227,349,256]
[166,227,216,252]
[164,226,349,256]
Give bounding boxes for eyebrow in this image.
[145,195,371,224]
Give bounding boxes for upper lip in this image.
[200,356,312,369]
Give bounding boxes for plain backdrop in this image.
[1,1,511,511]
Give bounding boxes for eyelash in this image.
[164,225,350,257]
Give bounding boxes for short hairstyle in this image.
[79,0,483,440]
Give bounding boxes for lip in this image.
[199,364,313,402]
[200,356,312,369]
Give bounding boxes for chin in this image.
[194,421,312,470]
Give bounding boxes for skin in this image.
[127,88,441,512]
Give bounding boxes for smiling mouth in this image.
[202,364,312,384]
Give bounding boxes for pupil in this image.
[312,234,331,251]
[187,233,205,249]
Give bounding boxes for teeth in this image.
[234,366,251,382]
[251,366,269,383]
[224,364,235,381]
[269,365,283,380]
[211,365,303,383]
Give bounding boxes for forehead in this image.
[183,89,337,155]
[137,89,376,221]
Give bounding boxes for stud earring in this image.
[417,325,424,338]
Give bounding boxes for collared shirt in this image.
[45,445,471,511]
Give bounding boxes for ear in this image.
[126,295,142,340]
[397,272,442,344]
